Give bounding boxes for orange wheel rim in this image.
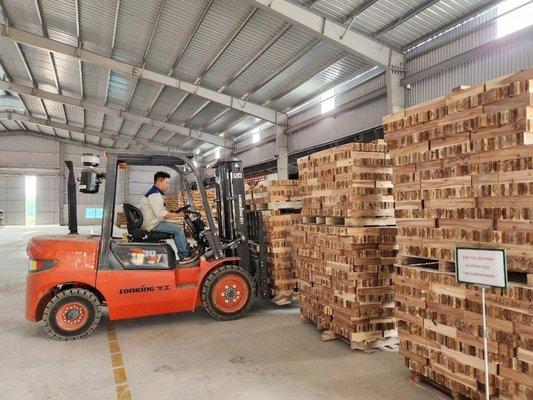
[55,301,89,331]
[212,274,249,313]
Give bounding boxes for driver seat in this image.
[122,203,173,242]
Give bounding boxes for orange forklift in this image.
[26,151,269,340]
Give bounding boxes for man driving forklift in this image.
[139,171,199,265]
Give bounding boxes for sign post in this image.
[455,247,507,400]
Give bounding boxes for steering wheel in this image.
[174,204,191,214]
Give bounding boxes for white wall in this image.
[0,175,25,225]
[0,135,185,226]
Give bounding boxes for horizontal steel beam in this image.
[0,80,233,148]
[0,129,106,151]
[401,25,533,86]
[0,111,191,154]
[0,23,287,125]
[252,0,403,69]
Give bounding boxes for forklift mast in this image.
[214,159,250,271]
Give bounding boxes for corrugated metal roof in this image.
[113,1,163,66]
[143,1,209,74]
[271,54,370,110]
[39,0,78,46]
[311,0,364,22]
[376,0,488,48]
[250,40,344,104]
[1,0,42,36]
[78,0,118,56]
[0,0,498,153]
[172,0,255,83]
[147,86,186,120]
[200,10,287,90]
[223,26,316,98]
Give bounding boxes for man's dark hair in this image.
[154,171,171,183]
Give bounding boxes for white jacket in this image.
[138,186,167,231]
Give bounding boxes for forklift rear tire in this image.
[42,288,102,341]
[201,265,256,321]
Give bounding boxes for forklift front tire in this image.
[202,265,256,321]
[42,288,102,341]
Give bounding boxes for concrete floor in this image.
[0,225,441,400]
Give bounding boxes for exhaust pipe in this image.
[65,161,78,234]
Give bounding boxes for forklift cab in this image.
[95,151,249,272]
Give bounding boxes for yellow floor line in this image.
[107,322,133,400]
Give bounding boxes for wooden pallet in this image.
[301,215,396,227]
[397,254,533,286]
[251,201,302,211]
[300,314,399,353]
[409,371,473,400]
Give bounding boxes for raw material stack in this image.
[293,141,398,351]
[249,180,301,304]
[249,179,300,210]
[383,69,533,399]
[165,188,218,223]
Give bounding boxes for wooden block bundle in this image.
[293,142,398,350]
[395,266,532,400]
[261,210,301,304]
[248,180,301,304]
[297,141,395,226]
[383,69,533,399]
[249,179,300,210]
[383,69,533,274]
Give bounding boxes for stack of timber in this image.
[394,266,532,400]
[116,188,217,228]
[383,69,533,399]
[248,179,301,210]
[248,180,301,304]
[293,141,398,351]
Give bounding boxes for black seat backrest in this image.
[123,203,144,239]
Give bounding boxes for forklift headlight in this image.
[28,259,57,273]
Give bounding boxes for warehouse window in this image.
[321,88,335,114]
[252,129,260,143]
[497,0,533,38]
[215,148,221,160]
[85,208,103,219]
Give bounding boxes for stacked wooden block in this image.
[293,142,398,350]
[394,266,532,400]
[165,188,217,223]
[248,180,301,304]
[383,69,533,399]
[248,179,300,210]
[383,69,532,273]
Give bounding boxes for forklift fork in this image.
[246,211,269,299]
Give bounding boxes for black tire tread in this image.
[201,265,256,321]
[42,288,101,341]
